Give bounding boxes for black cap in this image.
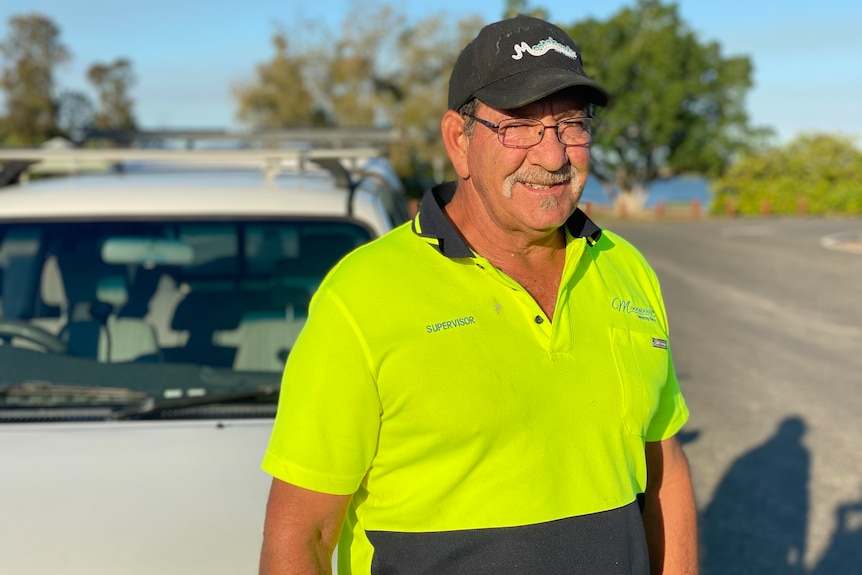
[448,15,609,111]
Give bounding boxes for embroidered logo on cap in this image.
[511,36,579,61]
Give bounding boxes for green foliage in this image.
[323,5,404,127]
[564,0,768,201]
[712,134,862,216]
[233,4,484,190]
[87,58,137,131]
[0,13,69,145]
[0,13,140,145]
[504,0,548,20]
[231,1,775,197]
[56,90,95,137]
[232,31,322,128]
[384,13,484,188]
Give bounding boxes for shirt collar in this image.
[411,181,603,259]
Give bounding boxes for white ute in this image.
[0,134,409,575]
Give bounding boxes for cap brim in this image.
[474,69,610,109]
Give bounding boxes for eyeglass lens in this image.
[499,119,591,148]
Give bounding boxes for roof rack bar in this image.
[0,148,384,187]
[0,148,382,163]
[78,127,402,148]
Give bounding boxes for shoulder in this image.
[329,221,420,275]
[592,229,658,278]
[587,228,671,326]
[316,220,435,299]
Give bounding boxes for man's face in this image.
[463,94,591,238]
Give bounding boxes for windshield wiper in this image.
[0,381,148,405]
[109,386,278,420]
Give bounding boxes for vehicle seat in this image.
[55,240,159,362]
[164,290,247,367]
[224,313,306,372]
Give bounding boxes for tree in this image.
[503,0,548,20]
[712,134,862,216]
[0,13,69,145]
[320,5,404,127]
[55,89,95,140]
[239,5,418,129]
[565,0,768,209]
[233,4,483,191]
[87,58,137,131]
[317,6,483,188]
[232,30,323,128]
[379,11,484,190]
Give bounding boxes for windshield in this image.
[0,219,372,420]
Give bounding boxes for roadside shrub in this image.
[711,134,862,216]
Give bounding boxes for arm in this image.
[642,436,699,575]
[259,478,352,575]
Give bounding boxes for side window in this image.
[0,227,44,319]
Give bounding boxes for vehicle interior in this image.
[0,219,372,411]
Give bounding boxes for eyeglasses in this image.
[463,114,595,148]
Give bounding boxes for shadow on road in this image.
[811,486,862,574]
[700,416,810,575]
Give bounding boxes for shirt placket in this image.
[472,238,588,354]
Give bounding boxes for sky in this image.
[2,0,861,145]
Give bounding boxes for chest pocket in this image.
[610,326,670,437]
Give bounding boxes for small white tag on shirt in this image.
[652,338,668,349]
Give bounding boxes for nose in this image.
[528,124,569,171]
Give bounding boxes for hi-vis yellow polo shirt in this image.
[262,182,689,575]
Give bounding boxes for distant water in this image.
[580,175,712,209]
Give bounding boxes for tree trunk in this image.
[614,184,649,216]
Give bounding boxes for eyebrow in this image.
[555,111,590,121]
[500,103,589,121]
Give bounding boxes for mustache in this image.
[510,165,579,187]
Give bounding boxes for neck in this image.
[445,184,568,320]
[445,183,568,258]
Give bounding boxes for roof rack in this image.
[0,145,387,188]
[1,126,402,193]
[77,127,402,150]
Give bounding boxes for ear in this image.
[441,110,470,180]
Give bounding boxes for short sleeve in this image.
[644,345,689,442]
[261,286,382,494]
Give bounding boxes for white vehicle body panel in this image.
[0,146,407,574]
[0,420,274,575]
[0,173,393,237]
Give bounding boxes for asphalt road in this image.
[605,216,862,574]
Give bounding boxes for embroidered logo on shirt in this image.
[425,316,476,334]
[652,338,668,349]
[611,297,657,323]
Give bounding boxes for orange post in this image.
[725,199,736,217]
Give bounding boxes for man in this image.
[260,15,698,575]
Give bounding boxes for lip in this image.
[517,181,568,195]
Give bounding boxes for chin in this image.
[537,190,582,215]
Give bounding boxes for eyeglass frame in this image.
[462,113,596,149]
